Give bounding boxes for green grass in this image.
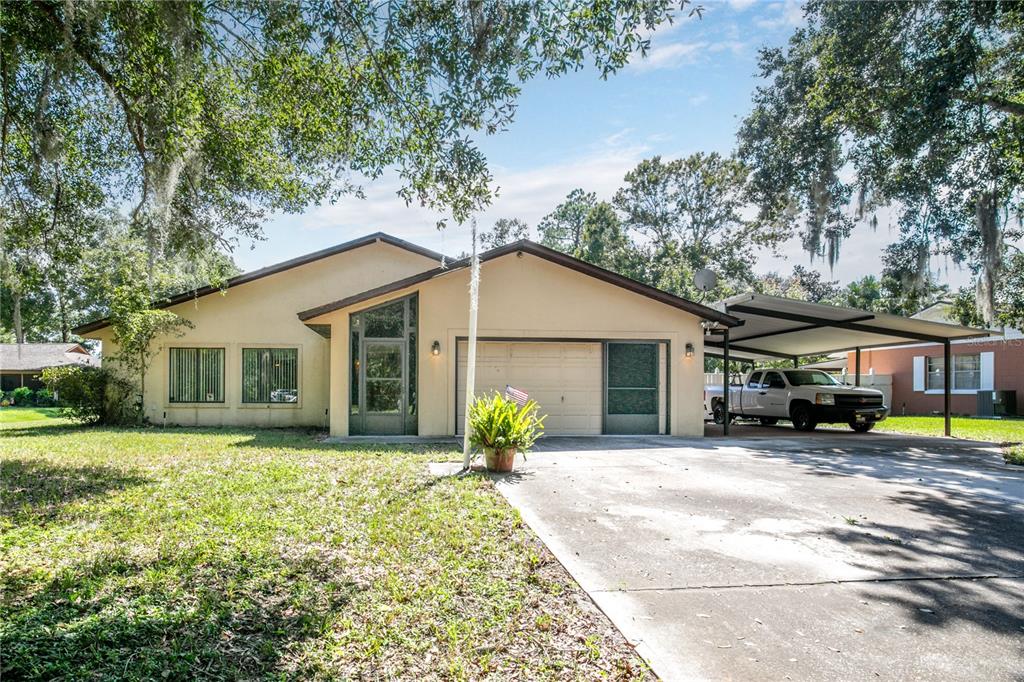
[1,417,648,680]
[0,407,65,424]
[1004,444,1024,466]
[873,415,1024,443]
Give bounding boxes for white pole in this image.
[461,220,480,469]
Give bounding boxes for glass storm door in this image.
[604,342,659,434]
[361,340,405,435]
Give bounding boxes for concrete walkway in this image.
[494,435,1024,681]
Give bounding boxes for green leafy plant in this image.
[1003,445,1024,466]
[32,388,56,407]
[11,386,32,405]
[468,392,546,452]
[41,365,132,424]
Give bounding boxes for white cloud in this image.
[708,40,747,56]
[755,0,804,30]
[688,93,710,107]
[728,0,758,11]
[631,41,708,71]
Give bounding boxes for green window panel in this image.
[606,343,658,417]
[361,300,405,338]
[608,343,658,388]
[607,387,658,415]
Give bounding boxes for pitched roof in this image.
[297,239,744,327]
[0,343,98,372]
[73,233,446,335]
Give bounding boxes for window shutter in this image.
[912,356,925,392]
[980,351,995,391]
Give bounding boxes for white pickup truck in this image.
[704,368,888,432]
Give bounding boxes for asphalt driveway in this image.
[496,434,1024,681]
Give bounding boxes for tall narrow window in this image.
[926,356,945,391]
[350,328,360,415]
[242,348,298,403]
[169,348,225,403]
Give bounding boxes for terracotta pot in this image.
[484,447,516,472]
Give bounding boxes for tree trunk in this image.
[462,221,480,469]
[975,191,1001,325]
[12,290,24,343]
[57,286,69,342]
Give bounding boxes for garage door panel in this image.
[456,341,602,435]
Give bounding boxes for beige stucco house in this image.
[75,233,740,437]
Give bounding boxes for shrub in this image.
[41,366,133,424]
[33,388,57,407]
[11,386,33,405]
[1004,445,1024,466]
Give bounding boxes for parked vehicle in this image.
[704,369,888,432]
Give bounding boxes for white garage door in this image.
[456,341,602,435]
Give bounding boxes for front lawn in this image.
[1,419,648,680]
[0,407,65,424]
[874,415,1024,443]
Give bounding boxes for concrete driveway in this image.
[496,434,1024,681]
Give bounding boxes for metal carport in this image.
[704,294,993,436]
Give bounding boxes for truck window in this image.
[784,370,841,386]
[762,371,786,389]
[747,372,763,388]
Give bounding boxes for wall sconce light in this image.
[685,342,695,358]
[431,340,441,356]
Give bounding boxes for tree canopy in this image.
[3,0,685,241]
[738,0,1024,322]
[2,0,691,341]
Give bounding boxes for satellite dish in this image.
[695,268,718,292]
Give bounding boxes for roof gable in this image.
[298,240,742,326]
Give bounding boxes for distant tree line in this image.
[478,152,954,318]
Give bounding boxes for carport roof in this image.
[704,293,993,360]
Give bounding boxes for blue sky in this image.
[242,0,971,288]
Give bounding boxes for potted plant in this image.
[467,392,546,472]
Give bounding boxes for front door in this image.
[361,340,405,435]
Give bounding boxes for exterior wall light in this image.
[685,342,694,358]
[431,340,441,356]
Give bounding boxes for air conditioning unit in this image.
[977,390,1018,417]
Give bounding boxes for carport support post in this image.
[722,327,730,437]
[943,339,951,437]
[855,347,861,387]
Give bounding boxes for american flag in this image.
[505,385,529,407]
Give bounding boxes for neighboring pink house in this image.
[846,302,1023,416]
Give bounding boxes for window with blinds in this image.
[169,348,225,403]
[242,348,299,403]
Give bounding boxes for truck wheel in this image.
[759,417,779,426]
[713,403,728,425]
[790,405,817,432]
[849,421,875,433]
